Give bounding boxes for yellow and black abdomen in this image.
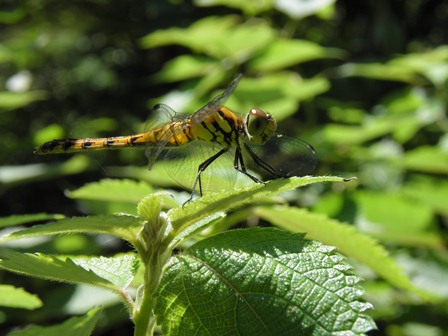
[33,120,192,155]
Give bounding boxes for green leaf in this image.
[8,306,101,336]
[399,146,448,174]
[0,284,42,309]
[236,74,330,120]
[72,254,139,289]
[66,178,154,203]
[0,214,143,246]
[0,249,116,290]
[249,39,344,72]
[0,213,64,228]
[155,228,376,335]
[401,179,448,216]
[254,206,425,297]
[153,55,219,82]
[140,16,275,60]
[168,176,350,246]
[353,191,442,248]
[336,63,418,83]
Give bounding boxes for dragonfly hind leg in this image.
[184,147,229,205]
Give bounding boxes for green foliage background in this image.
[1,0,447,335]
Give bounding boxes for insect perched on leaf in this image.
[35,74,317,202]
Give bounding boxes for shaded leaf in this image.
[8,306,101,336]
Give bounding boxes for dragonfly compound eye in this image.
[245,108,277,145]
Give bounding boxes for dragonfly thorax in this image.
[244,108,277,145]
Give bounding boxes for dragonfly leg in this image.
[243,143,284,178]
[184,147,229,205]
[234,146,263,184]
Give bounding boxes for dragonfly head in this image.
[244,108,277,145]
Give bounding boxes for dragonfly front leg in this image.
[234,146,263,184]
[185,147,229,205]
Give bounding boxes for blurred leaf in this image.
[249,39,344,72]
[0,284,42,309]
[336,63,418,83]
[237,74,330,120]
[0,91,47,112]
[395,252,448,299]
[353,191,443,248]
[33,124,66,146]
[8,306,101,336]
[399,146,448,174]
[255,206,425,296]
[194,0,273,15]
[275,0,336,19]
[401,178,448,216]
[389,46,448,87]
[156,228,376,335]
[0,7,26,24]
[141,16,275,60]
[153,55,219,82]
[0,213,64,228]
[0,156,91,189]
[355,191,434,233]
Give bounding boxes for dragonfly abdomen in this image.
[34,135,149,154]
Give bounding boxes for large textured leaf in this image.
[155,228,375,335]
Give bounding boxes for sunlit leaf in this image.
[0,249,116,290]
[156,228,376,335]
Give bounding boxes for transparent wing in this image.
[243,134,318,180]
[144,104,186,169]
[161,142,247,194]
[190,74,242,124]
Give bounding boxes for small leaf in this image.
[8,306,101,336]
[67,178,154,203]
[0,284,42,309]
[155,228,376,335]
[254,206,426,297]
[0,249,116,290]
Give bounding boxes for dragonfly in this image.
[34,74,317,202]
